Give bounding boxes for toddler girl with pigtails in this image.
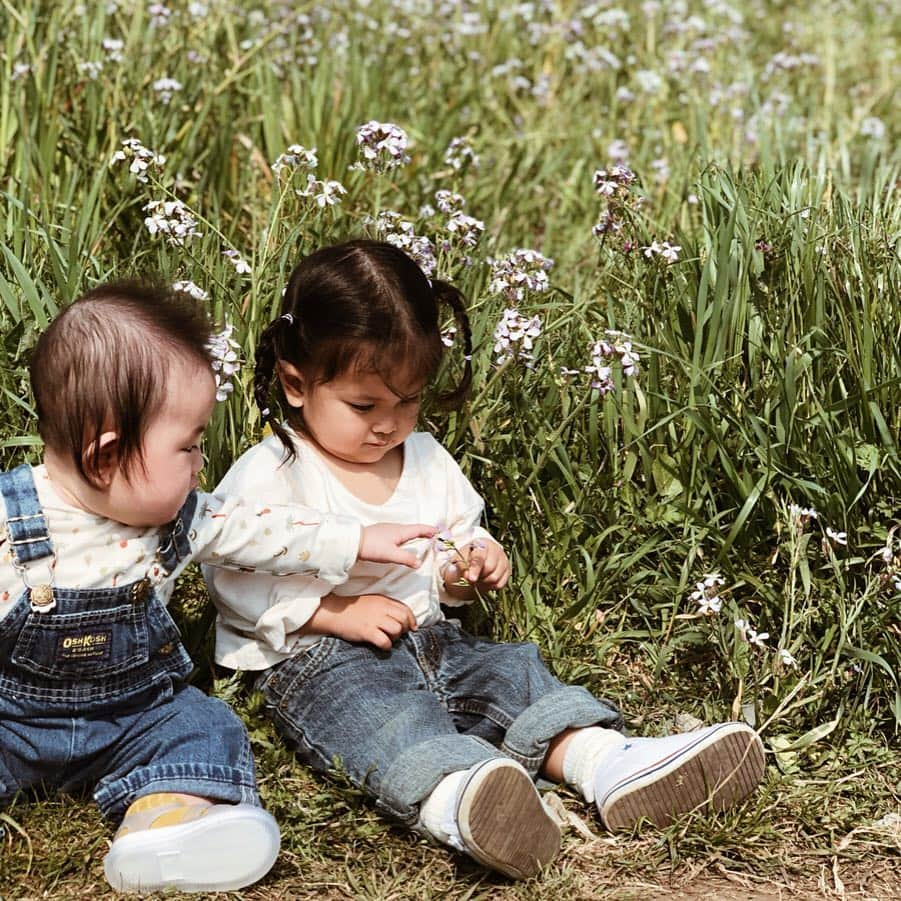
[205,239,765,879]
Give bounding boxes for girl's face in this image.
[280,363,423,466]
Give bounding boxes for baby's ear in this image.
[83,431,119,487]
[277,361,305,409]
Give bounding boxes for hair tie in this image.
[280,312,295,325]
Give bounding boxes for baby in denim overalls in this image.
[206,241,767,880]
[0,280,434,893]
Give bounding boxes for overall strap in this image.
[157,490,198,574]
[0,464,55,565]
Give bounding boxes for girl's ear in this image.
[84,431,120,487]
[277,361,305,409]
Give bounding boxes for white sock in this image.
[561,727,624,803]
[416,769,469,852]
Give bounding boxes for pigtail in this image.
[432,279,473,409]
[253,316,299,463]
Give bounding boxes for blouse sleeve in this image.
[190,491,361,585]
[197,437,353,658]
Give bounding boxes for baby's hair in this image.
[254,239,473,461]
[30,279,214,486]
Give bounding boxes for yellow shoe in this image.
[104,795,280,893]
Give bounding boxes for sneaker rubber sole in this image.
[599,723,765,831]
[103,804,281,893]
[455,758,560,880]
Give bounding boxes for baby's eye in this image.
[183,444,201,453]
[348,402,374,412]
[400,395,421,406]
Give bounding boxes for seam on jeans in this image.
[269,703,335,775]
[410,630,435,684]
[447,697,514,730]
[275,637,338,703]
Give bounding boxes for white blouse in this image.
[205,429,495,670]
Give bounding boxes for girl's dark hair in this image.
[254,239,472,461]
[30,279,213,486]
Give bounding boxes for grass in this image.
[1,0,899,896]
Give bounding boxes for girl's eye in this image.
[183,444,201,453]
[401,396,421,406]
[348,403,374,412]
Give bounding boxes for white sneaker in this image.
[103,803,281,893]
[455,758,561,879]
[594,722,765,831]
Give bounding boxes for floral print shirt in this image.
[0,464,361,623]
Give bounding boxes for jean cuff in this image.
[501,687,623,776]
[377,734,500,824]
[94,762,261,822]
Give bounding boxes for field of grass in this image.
[1,0,899,897]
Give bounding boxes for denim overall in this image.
[0,465,259,821]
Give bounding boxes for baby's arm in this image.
[192,493,433,582]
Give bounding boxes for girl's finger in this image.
[388,604,416,631]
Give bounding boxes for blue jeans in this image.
[0,464,259,821]
[257,620,622,824]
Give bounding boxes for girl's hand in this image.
[358,522,436,568]
[443,540,510,597]
[301,593,417,650]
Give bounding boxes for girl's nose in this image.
[373,420,396,436]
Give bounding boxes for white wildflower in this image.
[778,648,798,668]
[143,199,201,245]
[444,136,479,171]
[148,3,171,26]
[493,308,542,366]
[690,572,725,615]
[206,324,241,402]
[488,248,554,303]
[111,138,166,183]
[102,38,124,62]
[859,117,885,140]
[172,280,208,301]
[435,190,466,214]
[445,212,485,249]
[152,77,182,105]
[735,617,768,648]
[644,240,681,263]
[271,144,318,177]
[825,527,848,546]
[222,249,251,275]
[353,120,410,172]
[789,504,819,527]
[296,174,346,207]
[78,61,104,80]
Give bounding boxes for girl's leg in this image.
[259,632,559,879]
[549,723,765,831]
[436,624,764,832]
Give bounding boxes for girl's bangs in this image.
[313,334,442,397]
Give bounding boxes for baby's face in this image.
[105,357,216,527]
